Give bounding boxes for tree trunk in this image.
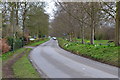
[90,24,95,44]
[115,1,120,46]
[81,24,85,44]
[22,2,27,46]
[16,2,19,26]
[90,3,95,45]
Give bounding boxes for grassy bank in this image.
[12,39,49,78]
[12,48,40,78]
[58,38,120,67]
[2,48,26,61]
[2,38,49,61]
[26,38,49,47]
[2,39,49,78]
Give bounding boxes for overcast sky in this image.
[44,0,57,20]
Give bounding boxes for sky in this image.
[44,0,57,20]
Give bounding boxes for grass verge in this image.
[2,39,49,78]
[58,38,120,67]
[26,38,49,47]
[2,38,49,61]
[12,48,40,78]
[2,48,26,61]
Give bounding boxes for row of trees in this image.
[50,2,120,46]
[1,2,49,52]
[2,2,49,39]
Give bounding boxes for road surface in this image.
[29,39,118,78]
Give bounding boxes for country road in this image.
[29,39,119,78]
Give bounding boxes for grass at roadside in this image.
[2,39,49,78]
[12,48,40,78]
[58,38,120,67]
[2,48,26,61]
[75,38,115,46]
[26,38,49,46]
[2,38,49,61]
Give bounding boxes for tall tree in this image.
[25,2,49,38]
[115,1,120,46]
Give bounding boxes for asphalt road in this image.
[29,39,118,78]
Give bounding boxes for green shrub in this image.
[7,37,23,51]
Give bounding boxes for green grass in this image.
[2,48,26,61]
[2,39,49,78]
[12,48,40,78]
[76,38,114,45]
[2,38,49,61]
[26,38,49,46]
[11,39,49,78]
[58,38,120,67]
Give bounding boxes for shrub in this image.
[0,38,10,54]
[7,37,23,51]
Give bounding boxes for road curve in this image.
[29,39,118,78]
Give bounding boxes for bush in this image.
[0,38,10,54]
[7,37,23,51]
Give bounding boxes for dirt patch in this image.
[2,50,27,78]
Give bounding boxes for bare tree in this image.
[115,1,120,46]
